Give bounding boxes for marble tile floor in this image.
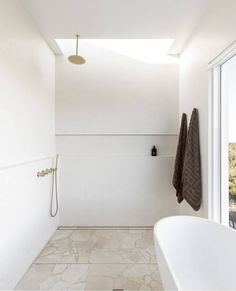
[15,228,163,291]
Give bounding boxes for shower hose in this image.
[50,154,59,217]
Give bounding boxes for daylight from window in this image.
[55,38,179,64]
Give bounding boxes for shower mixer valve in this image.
[37,167,57,177]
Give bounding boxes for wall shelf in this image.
[60,154,175,158]
[56,134,178,137]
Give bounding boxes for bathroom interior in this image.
[1,0,236,290]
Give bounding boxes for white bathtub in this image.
[154,216,236,290]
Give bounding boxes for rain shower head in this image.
[68,34,86,65]
[68,54,86,65]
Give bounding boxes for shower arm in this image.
[76,34,79,56]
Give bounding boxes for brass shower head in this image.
[68,34,86,65]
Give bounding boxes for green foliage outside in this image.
[229,143,236,200]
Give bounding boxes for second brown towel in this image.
[173,113,187,203]
[182,108,202,211]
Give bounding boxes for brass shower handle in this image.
[37,170,46,177]
[37,168,57,177]
[46,168,53,174]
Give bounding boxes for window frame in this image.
[208,41,236,224]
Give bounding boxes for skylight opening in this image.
[55,39,179,64]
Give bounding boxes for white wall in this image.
[179,0,236,217]
[56,43,179,135]
[0,1,58,289]
[56,44,179,226]
[57,135,177,226]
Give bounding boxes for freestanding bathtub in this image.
[154,216,236,290]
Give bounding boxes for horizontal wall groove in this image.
[58,154,174,158]
[0,155,56,171]
[56,133,178,137]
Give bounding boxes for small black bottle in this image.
[151,146,157,156]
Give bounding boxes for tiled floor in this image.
[15,228,163,290]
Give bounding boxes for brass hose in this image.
[50,155,59,217]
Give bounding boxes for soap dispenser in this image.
[151,146,157,156]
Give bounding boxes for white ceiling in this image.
[21,0,217,54]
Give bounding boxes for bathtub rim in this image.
[154,216,183,290]
[153,215,236,290]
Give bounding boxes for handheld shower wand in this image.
[50,154,59,217]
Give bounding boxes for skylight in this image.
[55,39,178,64]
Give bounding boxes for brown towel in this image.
[182,108,202,211]
[173,113,187,203]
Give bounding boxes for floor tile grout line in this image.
[33,262,158,265]
[58,226,154,230]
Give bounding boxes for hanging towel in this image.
[182,108,202,211]
[172,113,187,203]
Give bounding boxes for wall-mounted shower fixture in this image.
[68,34,86,65]
[37,168,56,177]
[37,155,59,217]
[50,155,59,217]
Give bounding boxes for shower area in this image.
[55,41,179,227]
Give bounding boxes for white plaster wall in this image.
[179,0,236,217]
[56,44,179,135]
[56,44,179,226]
[0,158,57,289]
[57,135,178,226]
[0,2,55,166]
[0,1,58,289]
